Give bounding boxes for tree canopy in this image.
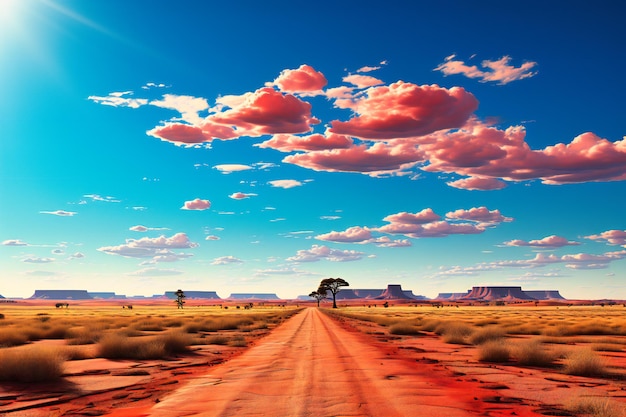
[309,287,328,307]
[319,278,349,308]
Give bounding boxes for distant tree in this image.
[309,287,328,307]
[319,278,349,309]
[175,289,186,309]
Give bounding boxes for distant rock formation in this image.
[402,290,429,300]
[89,292,126,299]
[227,293,280,300]
[376,284,415,300]
[0,294,4,299]
[30,290,93,300]
[462,286,534,301]
[335,290,361,300]
[435,292,470,300]
[523,290,565,300]
[353,289,384,298]
[164,291,221,300]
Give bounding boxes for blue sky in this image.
[1,0,625,299]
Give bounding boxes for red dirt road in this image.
[124,307,517,417]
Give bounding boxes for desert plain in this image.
[1,299,626,417]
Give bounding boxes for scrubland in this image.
[0,303,300,383]
[326,304,626,416]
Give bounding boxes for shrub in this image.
[205,336,229,345]
[389,322,423,336]
[66,326,104,345]
[515,340,558,367]
[469,326,506,345]
[229,336,247,347]
[0,328,29,347]
[160,331,192,354]
[97,333,167,360]
[478,340,511,363]
[564,349,608,377]
[0,346,66,382]
[566,397,624,417]
[436,322,474,344]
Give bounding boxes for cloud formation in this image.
[287,245,365,262]
[229,192,257,200]
[585,230,626,247]
[181,198,211,211]
[98,233,198,260]
[88,91,147,108]
[504,235,580,248]
[271,64,327,94]
[2,239,28,246]
[268,179,303,189]
[434,55,538,85]
[40,210,77,216]
[212,255,244,265]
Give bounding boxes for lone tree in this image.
[175,289,186,309]
[309,287,328,307]
[319,278,349,308]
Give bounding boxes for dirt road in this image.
[129,307,498,417]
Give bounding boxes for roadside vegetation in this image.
[0,304,300,383]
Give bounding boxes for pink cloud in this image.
[364,236,412,247]
[382,208,441,225]
[287,245,364,262]
[585,230,626,246]
[316,226,372,243]
[98,233,198,259]
[447,177,507,190]
[147,122,237,145]
[181,198,211,211]
[504,235,580,248]
[229,192,257,200]
[272,64,327,94]
[342,74,384,88]
[435,55,538,85]
[268,179,303,189]
[257,132,353,152]
[445,207,513,224]
[283,141,424,176]
[329,82,478,140]
[208,87,319,136]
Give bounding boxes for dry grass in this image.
[0,328,29,347]
[564,349,608,377]
[477,340,511,363]
[436,322,474,344]
[389,322,423,336]
[0,345,66,382]
[566,397,625,417]
[469,326,506,345]
[514,340,559,367]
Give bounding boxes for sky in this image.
[1,0,625,300]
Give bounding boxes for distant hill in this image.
[164,291,221,300]
[30,290,93,300]
[227,293,280,300]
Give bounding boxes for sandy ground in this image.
[112,308,563,417]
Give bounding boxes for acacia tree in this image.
[309,287,328,307]
[175,289,186,309]
[319,278,349,308]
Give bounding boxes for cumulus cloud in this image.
[268,179,303,189]
[205,235,220,241]
[68,252,85,260]
[22,256,55,263]
[83,194,120,203]
[256,131,353,152]
[2,239,28,246]
[98,233,198,260]
[40,210,77,216]
[504,235,580,248]
[147,121,237,145]
[229,192,257,200]
[212,255,244,265]
[447,177,507,191]
[181,198,211,211]
[316,226,372,243]
[88,91,148,108]
[585,230,626,246]
[445,207,513,225]
[129,225,169,232]
[270,64,327,94]
[435,55,538,85]
[149,94,209,124]
[287,245,365,262]
[214,164,253,174]
[329,82,478,140]
[342,74,384,88]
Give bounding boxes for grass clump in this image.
[435,322,474,344]
[566,397,624,417]
[469,326,506,345]
[0,328,29,347]
[477,340,511,363]
[0,346,66,382]
[389,322,423,336]
[97,331,192,360]
[564,349,608,377]
[515,340,558,367]
[205,335,229,345]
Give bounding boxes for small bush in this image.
[160,331,192,354]
[389,323,423,336]
[0,313,5,319]
[436,323,474,344]
[229,336,247,347]
[97,333,166,359]
[515,340,558,367]
[205,336,229,345]
[566,397,624,417]
[564,349,608,377]
[469,326,506,345]
[0,328,29,347]
[478,340,511,363]
[0,346,66,382]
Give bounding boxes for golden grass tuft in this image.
[469,326,506,345]
[514,340,559,367]
[0,346,66,382]
[436,322,474,344]
[566,397,625,417]
[563,349,608,377]
[477,340,511,363]
[0,328,29,347]
[389,322,424,336]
